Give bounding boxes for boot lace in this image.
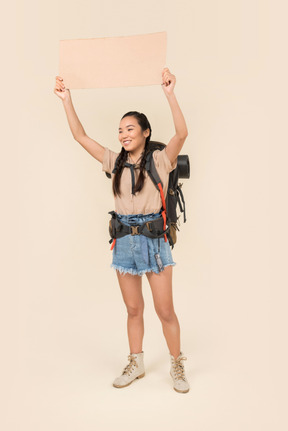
[122,354,138,376]
[172,355,187,381]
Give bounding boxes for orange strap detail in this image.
[157,182,166,212]
[161,210,167,242]
[110,238,116,250]
[158,182,168,242]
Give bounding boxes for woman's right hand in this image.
[54,76,70,101]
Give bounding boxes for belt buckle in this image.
[146,221,152,232]
[131,225,140,235]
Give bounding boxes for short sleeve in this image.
[102,147,120,175]
[152,148,177,174]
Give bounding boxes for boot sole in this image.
[173,387,190,393]
[113,372,145,388]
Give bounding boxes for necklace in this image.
[129,151,143,165]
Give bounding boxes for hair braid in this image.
[112,147,128,196]
[133,137,151,194]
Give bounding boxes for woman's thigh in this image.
[116,271,144,315]
[145,265,175,317]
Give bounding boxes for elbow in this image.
[74,133,86,143]
[177,131,188,140]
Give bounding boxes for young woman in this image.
[54,68,190,393]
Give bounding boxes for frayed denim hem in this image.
[110,262,176,276]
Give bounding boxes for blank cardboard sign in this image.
[59,32,167,89]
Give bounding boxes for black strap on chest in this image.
[123,162,137,195]
[111,150,162,194]
[112,159,140,195]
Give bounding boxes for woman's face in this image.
[118,116,149,154]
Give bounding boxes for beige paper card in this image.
[59,32,167,89]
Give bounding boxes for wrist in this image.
[62,93,71,104]
[165,91,176,100]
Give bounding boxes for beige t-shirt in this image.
[102,147,177,215]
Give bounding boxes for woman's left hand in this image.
[161,67,176,95]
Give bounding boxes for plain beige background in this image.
[1,0,287,430]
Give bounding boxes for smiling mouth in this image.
[123,140,131,145]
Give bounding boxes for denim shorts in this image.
[111,211,176,276]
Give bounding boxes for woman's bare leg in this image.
[116,271,145,354]
[145,265,181,359]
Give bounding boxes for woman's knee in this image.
[155,306,175,323]
[126,303,144,318]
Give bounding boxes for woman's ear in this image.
[144,128,150,138]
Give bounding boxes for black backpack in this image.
[105,141,190,248]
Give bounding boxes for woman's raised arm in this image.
[161,68,188,165]
[54,76,105,163]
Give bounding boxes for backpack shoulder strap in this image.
[145,150,167,216]
[145,150,163,190]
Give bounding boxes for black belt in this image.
[108,211,170,244]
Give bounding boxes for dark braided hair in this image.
[112,111,152,197]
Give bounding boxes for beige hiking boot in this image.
[113,351,145,388]
[169,351,190,393]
